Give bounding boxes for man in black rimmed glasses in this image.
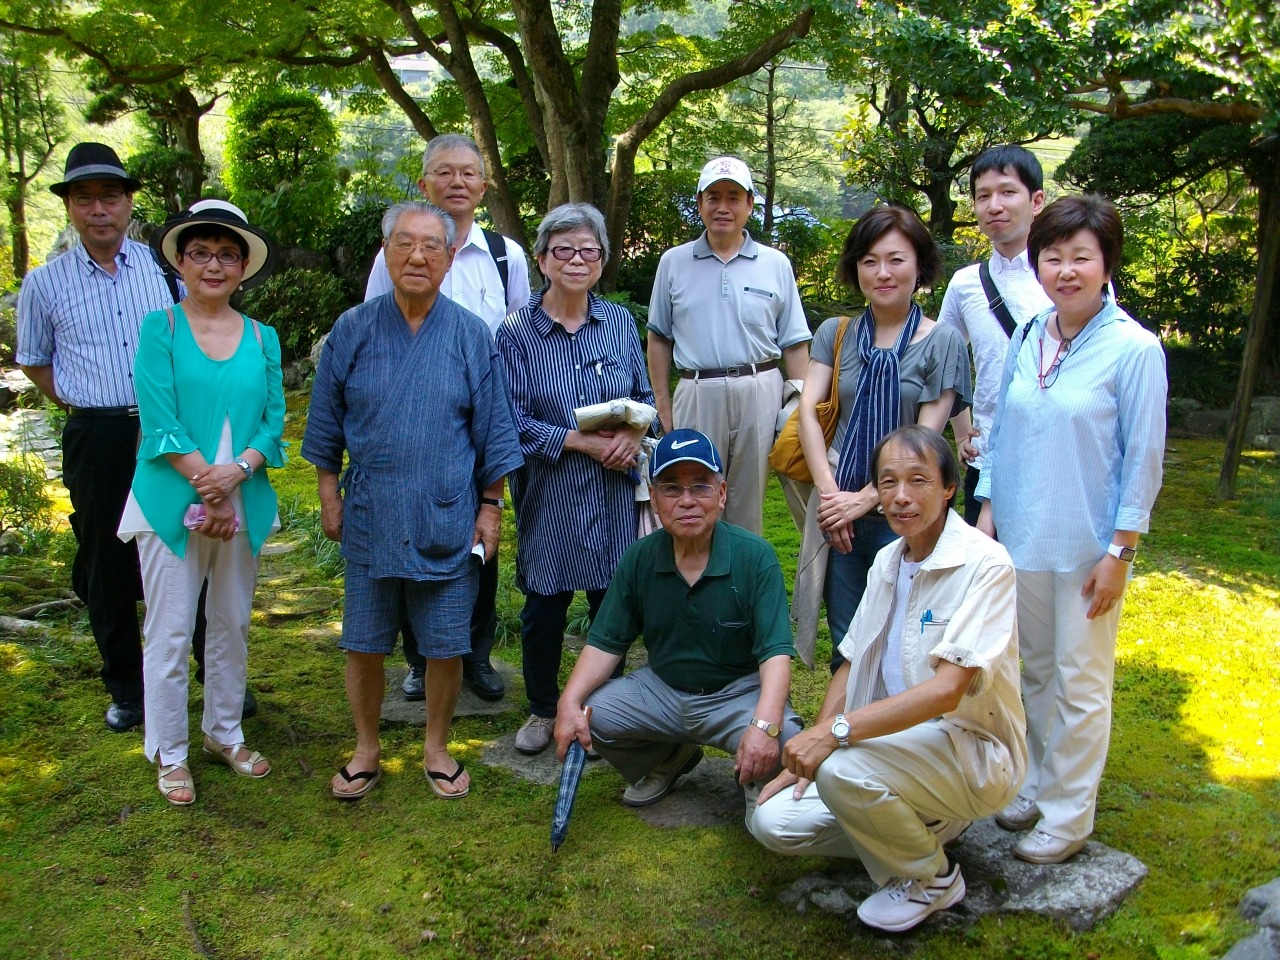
[553,429,801,812]
[365,133,532,705]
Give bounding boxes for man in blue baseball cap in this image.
[553,429,801,810]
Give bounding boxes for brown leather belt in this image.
[679,358,780,379]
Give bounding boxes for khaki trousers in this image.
[673,367,783,536]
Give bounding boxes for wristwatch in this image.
[234,457,254,481]
[1106,543,1136,562]
[480,497,504,509]
[831,713,851,747]
[749,717,779,738]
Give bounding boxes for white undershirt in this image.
[881,556,923,696]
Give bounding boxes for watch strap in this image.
[480,497,504,509]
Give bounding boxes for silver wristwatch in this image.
[831,713,851,747]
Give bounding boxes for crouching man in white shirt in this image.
[749,424,1027,934]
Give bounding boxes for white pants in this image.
[1015,564,1124,841]
[673,367,783,536]
[750,723,1009,885]
[138,531,259,766]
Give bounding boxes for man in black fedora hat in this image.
[16,142,251,732]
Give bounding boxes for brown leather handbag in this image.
[768,316,851,484]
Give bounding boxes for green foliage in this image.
[614,169,701,304]
[239,268,350,363]
[323,202,386,304]
[224,88,340,249]
[0,455,53,540]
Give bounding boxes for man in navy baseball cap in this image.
[553,426,801,812]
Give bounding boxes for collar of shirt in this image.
[1036,295,1124,349]
[72,238,134,277]
[691,230,759,263]
[526,287,605,338]
[652,520,732,578]
[990,248,1031,277]
[454,220,490,254]
[874,509,971,584]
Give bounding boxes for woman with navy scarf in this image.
[796,206,970,669]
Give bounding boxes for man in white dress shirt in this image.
[365,134,531,703]
[937,145,1051,524]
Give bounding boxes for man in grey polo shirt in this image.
[646,157,811,536]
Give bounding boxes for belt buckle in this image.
[725,364,742,378]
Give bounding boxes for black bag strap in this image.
[164,269,182,304]
[481,228,510,303]
[978,261,1018,338]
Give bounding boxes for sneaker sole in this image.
[857,874,966,933]
[621,748,704,807]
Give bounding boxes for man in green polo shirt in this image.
[554,429,801,808]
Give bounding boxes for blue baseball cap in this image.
[650,429,723,479]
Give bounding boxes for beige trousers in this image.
[672,367,783,535]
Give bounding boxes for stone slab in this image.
[1243,878,1280,930]
[381,660,520,723]
[1224,929,1280,960]
[778,818,1147,933]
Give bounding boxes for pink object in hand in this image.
[184,503,240,531]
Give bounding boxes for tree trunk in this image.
[1218,137,1279,499]
[7,189,27,278]
[762,62,778,238]
[168,86,207,211]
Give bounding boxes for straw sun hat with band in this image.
[150,199,279,290]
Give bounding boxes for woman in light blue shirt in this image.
[977,195,1166,864]
[120,200,284,807]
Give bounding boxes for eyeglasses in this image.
[427,166,483,183]
[389,238,448,257]
[654,482,718,500]
[549,246,604,262]
[183,249,243,265]
[1037,334,1071,389]
[69,191,126,208]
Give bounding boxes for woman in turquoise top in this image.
[120,199,285,807]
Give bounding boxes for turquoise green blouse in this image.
[132,304,286,558]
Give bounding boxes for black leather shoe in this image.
[105,701,144,732]
[241,687,259,720]
[462,660,504,701]
[402,664,426,701]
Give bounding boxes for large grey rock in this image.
[778,819,1147,933]
[381,661,519,723]
[1242,878,1280,930]
[1246,396,1280,437]
[483,733,610,786]
[1223,929,1280,960]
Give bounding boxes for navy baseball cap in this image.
[650,429,723,479]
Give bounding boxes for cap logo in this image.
[670,438,700,449]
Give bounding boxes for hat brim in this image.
[151,210,278,289]
[651,453,723,479]
[50,170,143,198]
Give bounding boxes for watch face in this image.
[831,718,850,739]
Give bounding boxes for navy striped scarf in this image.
[834,303,922,492]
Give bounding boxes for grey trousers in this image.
[586,666,802,787]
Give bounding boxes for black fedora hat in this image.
[150,199,279,289]
[49,142,142,197]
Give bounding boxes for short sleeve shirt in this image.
[811,316,971,449]
[646,232,810,370]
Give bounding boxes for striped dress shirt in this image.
[976,298,1167,572]
[17,239,174,408]
[497,291,657,595]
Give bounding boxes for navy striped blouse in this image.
[497,291,657,595]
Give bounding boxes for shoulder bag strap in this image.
[828,315,852,402]
[481,228,510,302]
[979,261,1018,338]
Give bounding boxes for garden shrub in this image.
[240,268,352,363]
[0,455,53,541]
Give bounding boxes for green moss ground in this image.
[0,399,1276,959]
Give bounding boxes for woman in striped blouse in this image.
[496,204,657,756]
[977,195,1166,864]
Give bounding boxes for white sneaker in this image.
[856,863,966,933]
[995,794,1040,831]
[514,715,554,755]
[1014,828,1087,864]
[621,744,703,807]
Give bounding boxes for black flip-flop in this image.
[425,761,469,799]
[332,765,382,800]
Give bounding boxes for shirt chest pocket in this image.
[738,286,779,330]
[586,355,633,401]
